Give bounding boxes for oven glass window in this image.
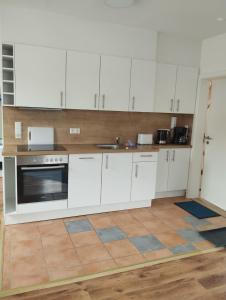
[17,164,68,204]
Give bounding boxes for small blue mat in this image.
[175,200,220,219]
[199,227,226,247]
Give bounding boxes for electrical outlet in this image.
[15,122,22,139]
[70,128,80,135]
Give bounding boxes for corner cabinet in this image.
[129,59,156,112]
[66,51,100,110]
[155,63,198,114]
[15,44,66,109]
[101,153,133,204]
[156,148,191,193]
[68,154,102,208]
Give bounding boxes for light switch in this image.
[15,122,22,139]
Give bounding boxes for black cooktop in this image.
[17,144,66,152]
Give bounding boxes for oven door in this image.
[17,164,68,204]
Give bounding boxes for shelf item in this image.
[2,44,15,105]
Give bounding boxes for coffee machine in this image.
[172,126,189,145]
[155,129,170,144]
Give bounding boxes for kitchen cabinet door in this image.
[101,153,132,204]
[155,149,170,193]
[131,162,157,202]
[15,44,66,109]
[68,154,102,208]
[168,149,191,191]
[174,66,198,114]
[130,59,156,112]
[154,63,177,113]
[66,51,100,110]
[99,55,131,112]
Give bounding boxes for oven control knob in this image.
[55,158,58,162]
[59,158,63,162]
[50,158,53,162]
[45,159,49,163]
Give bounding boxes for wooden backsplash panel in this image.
[3,107,193,145]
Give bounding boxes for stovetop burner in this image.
[17,144,66,152]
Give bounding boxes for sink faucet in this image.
[115,136,121,145]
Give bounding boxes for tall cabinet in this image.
[15,44,66,109]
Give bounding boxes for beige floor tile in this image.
[112,213,141,227]
[156,231,187,248]
[82,259,117,275]
[41,233,74,250]
[105,239,139,259]
[143,248,173,261]
[38,220,67,237]
[76,243,111,264]
[114,254,145,267]
[193,240,215,250]
[70,231,101,247]
[44,247,81,269]
[48,265,85,281]
[11,238,43,259]
[119,223,149,237]
[88,214,115,229]
[10,223,40,242]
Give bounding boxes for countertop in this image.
[3,144,192,157]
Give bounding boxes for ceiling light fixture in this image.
[105,0,135,8]
[217,17,225,22]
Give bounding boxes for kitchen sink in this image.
[96,144,120,150]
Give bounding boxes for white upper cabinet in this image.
[101,153,132,205]
[155,63,177,113]
[66,51,100,110]
[68,154,102,208]
[174,66,198,114]
[15,44,66,109]
[155,63,198,114]
[130,59,156,112]
[99,55,131,111]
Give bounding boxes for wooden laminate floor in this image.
[1,249,226,300]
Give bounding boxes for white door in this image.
[99,55,131,111]
[154,63,177,113]
[130,59,156,112]
[201,79,226,210]
[131,162,157,202]
[175,66,198,114]
[101,153,132,204]
[15,44,66,109]
[156,149,170,193]
[168,149,191,191]
[68,154,102,208]
[66,51,100,110]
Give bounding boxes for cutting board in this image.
[28,127,54,145]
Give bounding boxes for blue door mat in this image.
[175,200,220,219]
[199,227,226,247]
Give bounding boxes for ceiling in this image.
[1,0,226,40]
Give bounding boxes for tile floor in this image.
[2,197,225,290]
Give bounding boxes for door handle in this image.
[166,150,169,162]
[176,99,180,112]
[170,99,174,112]
[94,94,98,109]
[60,91,64,107]
[135,164,138,178]
[105,155,109,169]
[172,150,175,161]
[102,94,105,109]
[132,96,135,110]
[204,135,213,141]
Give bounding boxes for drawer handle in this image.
[140,155,153,157]
[79,157,95,160]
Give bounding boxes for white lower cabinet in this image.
[156,148,191,193]
[131,155,157,202]
[101,153,133,205]
[68,154,102,208]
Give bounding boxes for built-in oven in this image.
[17,155,68,205]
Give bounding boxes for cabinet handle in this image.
[135,164,138,178]
[140,154,153,158]
[176,99,180,112]
[166,150,169,162]
[102,94,105,109]
[170,99,174,112]
[172,150,176,161]
[94,94,98,109]
[60,91,64,107]
[132,96,135,110]
[105,155,109,169]
[79,157,95,160]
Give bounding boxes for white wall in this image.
[157,32,201,67]
[0,6,157,60]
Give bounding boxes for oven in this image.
[17,155,68,205]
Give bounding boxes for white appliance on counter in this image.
[137,133,153,145]
[28,127,54,145]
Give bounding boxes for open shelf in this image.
[2,43,15,106]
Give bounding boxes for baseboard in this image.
[155,190,186,199]
[4,200,152,225]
